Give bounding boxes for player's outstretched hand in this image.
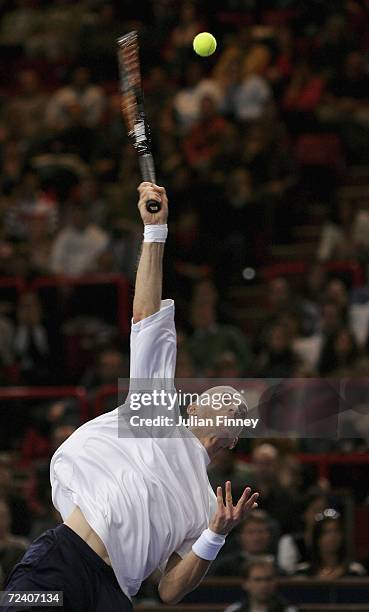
[137,182,168,225]
[209,481,259,536]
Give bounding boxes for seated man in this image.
[225,557,297,612]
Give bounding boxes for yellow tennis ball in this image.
[193,32,217,57]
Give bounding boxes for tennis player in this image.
[3,183,259,611]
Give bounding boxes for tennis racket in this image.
[117,31,160,213]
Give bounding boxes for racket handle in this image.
[146,199,161,213]
[139,155,161,213]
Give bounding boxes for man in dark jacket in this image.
[224,557,297,612]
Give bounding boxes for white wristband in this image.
[143,224,168,243]
[192,528,225,561]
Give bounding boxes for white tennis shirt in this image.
[50,299,217,599]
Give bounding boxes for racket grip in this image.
[146,199,161,213]
[139,155,161,213]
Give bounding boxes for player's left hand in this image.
[209,481,259,536]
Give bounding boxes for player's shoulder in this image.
[131,299,175,332]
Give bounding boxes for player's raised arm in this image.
[133,182,169,323]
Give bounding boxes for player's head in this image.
[187,385,247,450]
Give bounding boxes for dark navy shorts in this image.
[2,524,133,611]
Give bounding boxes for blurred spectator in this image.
[175,346,195,377]
[278,487,328,575]
[13,292,52,385]
[243,124,296,202]
[317,199,369,262]
[184,96,230,170]
[212,350,244,378]
[267,27,294,90]
[0,0,39,46]
[208,448,254,503]
[78,3,123,76]
[324,51,369,121]
[0,139,25,195]
[324,278,349,312]
[92,93,126,183]
[187,285,252,375]
[80,348,128,413]
[0,499,28,586]
[173,63,222,131]
[5,70,46,141]
[27,464,61,541]
[320,300,346,337]
[20,399,79,466]
[0,315,15,382]
[249,444,300,534]
[234,45,273,122]
[257,321,299,378]
[165,208,213,300]
[4,170,58,242]
[212,46,242,116]
[256,278,314,351]
[282,62,325,132]
[296,509,366,577]
[51,202,109,276]
[318,326,359,375]
[81,348,128,392]
[211,510,276,576]
[302,263,328,307]
[46,67,105,131]
[0,456,31,537]
[25,216,53,276]
[337,358,369,446]
[312,14,353,79]
[224,557,297,612]
[171,2,202,53]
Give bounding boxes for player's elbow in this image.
[158,582,182,605]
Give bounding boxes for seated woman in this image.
[278,488,328,575]
[295,509,366,578]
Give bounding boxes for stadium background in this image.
[0,0,369,609]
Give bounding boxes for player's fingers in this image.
[139,186,162,203]
[225,481,233,510]
[137,181,153,192]
[242,492,259,512]
[235,486,251,510]
[216,486,224,509]
[146,184,164,195]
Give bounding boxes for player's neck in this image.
[192,432,225,461]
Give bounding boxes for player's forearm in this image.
[158,551,211,605]
[133,242,164,322]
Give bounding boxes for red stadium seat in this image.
[262,9,298,26]
[295,134,345,174]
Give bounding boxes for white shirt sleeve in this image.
[130,299,177,379]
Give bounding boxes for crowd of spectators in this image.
[0,0,369,605]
